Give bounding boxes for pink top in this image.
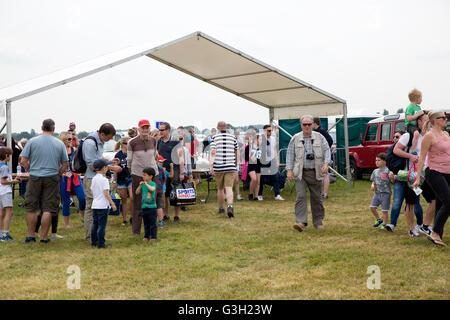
[427,131,450,174]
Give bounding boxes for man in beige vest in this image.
[286,115,331,231]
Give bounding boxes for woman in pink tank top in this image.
[413,111,450,246]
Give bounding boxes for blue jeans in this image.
[60,175,86,216]
[19,166,27,197]
[258,173,281,197]
[142,208,157,239]
[91,209,109,247]
[390,180,423,226]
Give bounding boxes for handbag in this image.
[241,161,248,181]
[169,181,197,206]
[108,190,122,215]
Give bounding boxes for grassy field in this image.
[0,177,448,300]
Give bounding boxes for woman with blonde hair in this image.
[413,111,450,246]
[150,128,161,141]
[113,136,133,226]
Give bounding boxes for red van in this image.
[348,111,450,179]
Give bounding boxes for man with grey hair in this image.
[209,121,239,218]
[286,115,331,231]
[20,119,69,243]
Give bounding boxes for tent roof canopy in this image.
[0,31,346,119]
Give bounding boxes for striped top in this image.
[210,131,238,172]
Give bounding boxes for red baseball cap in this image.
[138,119,150,128]
[157,155,166,162]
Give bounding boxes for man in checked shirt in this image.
[286,115,331,232]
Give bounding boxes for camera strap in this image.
[301,138,314,153]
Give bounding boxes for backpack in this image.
[386,133,413,174]
[71,136,98,174]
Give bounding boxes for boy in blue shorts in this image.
[136,167,158,242]
[0,147,21,241]
[370,153,394,229]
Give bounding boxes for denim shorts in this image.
[370,192,391,212]
[117,178,132,189]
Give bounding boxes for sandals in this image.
[427,236,448,247]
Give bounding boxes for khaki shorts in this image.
[0,193,13,208]
[24,175,60,213]
[215,171,235,190]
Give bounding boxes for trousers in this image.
[294,169,324,227]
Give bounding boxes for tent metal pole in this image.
[6,101,12,172]
[343,103,351,188]
[272,118,347,183]
[327,117,343,132]
[269,107,274,123]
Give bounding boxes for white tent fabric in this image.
[0,31,346,117]
[0,31,350,185]
[147,32,346,119]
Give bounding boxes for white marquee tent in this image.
[0,31,351,185]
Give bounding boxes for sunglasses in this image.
[159,128,167,132]
[302,123,313,126]
[266,129,272,132]
[436,116,446,120]
[122,142,128,145]
[67,138,72,141]
[394,135,401,139]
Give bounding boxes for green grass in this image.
[0,178,448,300]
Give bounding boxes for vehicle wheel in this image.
[350,159,362,180]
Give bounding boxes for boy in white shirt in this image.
[0,147,21,242]
[90,159,116,248]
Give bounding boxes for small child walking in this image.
[136,167,158,242]
[370,153,394,230]
[90,159,116,248]
[0,147,21,242]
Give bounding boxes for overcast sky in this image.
[1,0,449,133]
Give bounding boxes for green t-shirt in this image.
[141,182,157,209]
[405,103,422,127]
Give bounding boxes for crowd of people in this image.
[366,89,449,247]
[0,89,448,248]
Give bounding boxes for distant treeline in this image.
[9,130,91,141]
[9,124,266,141]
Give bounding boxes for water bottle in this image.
[408,171,417,183]
[16,164,21,177]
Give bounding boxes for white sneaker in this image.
[418,225,432,236]
[257,196,263,201]
[236,194,243,201]
[384,224,395,232]
[275,195,285,200]
[408,229,420,237]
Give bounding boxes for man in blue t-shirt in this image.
[20,119,69,244]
